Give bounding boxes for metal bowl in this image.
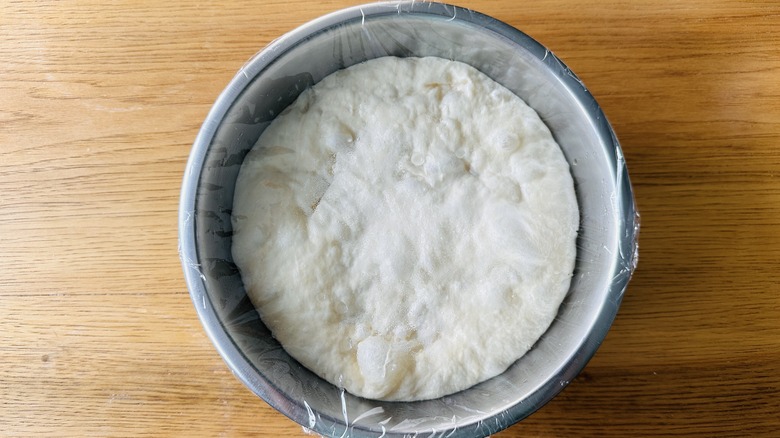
[179,2,639,437]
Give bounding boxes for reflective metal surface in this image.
[179,2,639,436]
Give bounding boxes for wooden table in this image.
[2,0,779,436]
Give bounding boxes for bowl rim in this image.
[179,2,639,436]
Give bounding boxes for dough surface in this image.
[231,57,578,401]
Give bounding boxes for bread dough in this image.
[231,57,578,401]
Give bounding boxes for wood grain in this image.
[1,0,779,436]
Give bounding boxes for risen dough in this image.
[231,57,578,401]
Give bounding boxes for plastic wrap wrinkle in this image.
[302,426,319,436]
[445,5,456,22]
[631,211,641,271]
[305,400,317,428]
[352,406,386,424]
[339,388,349,438]
[178,245,201,271]
[450,403,486,415]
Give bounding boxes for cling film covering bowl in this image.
[179,2,639,437]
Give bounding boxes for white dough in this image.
[231,57,578,401]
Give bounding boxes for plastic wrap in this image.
[179,2,639,437]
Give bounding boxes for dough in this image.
[231,57,578,401]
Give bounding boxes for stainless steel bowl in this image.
[179,2,639,437]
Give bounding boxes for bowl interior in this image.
[182,4,636,437]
